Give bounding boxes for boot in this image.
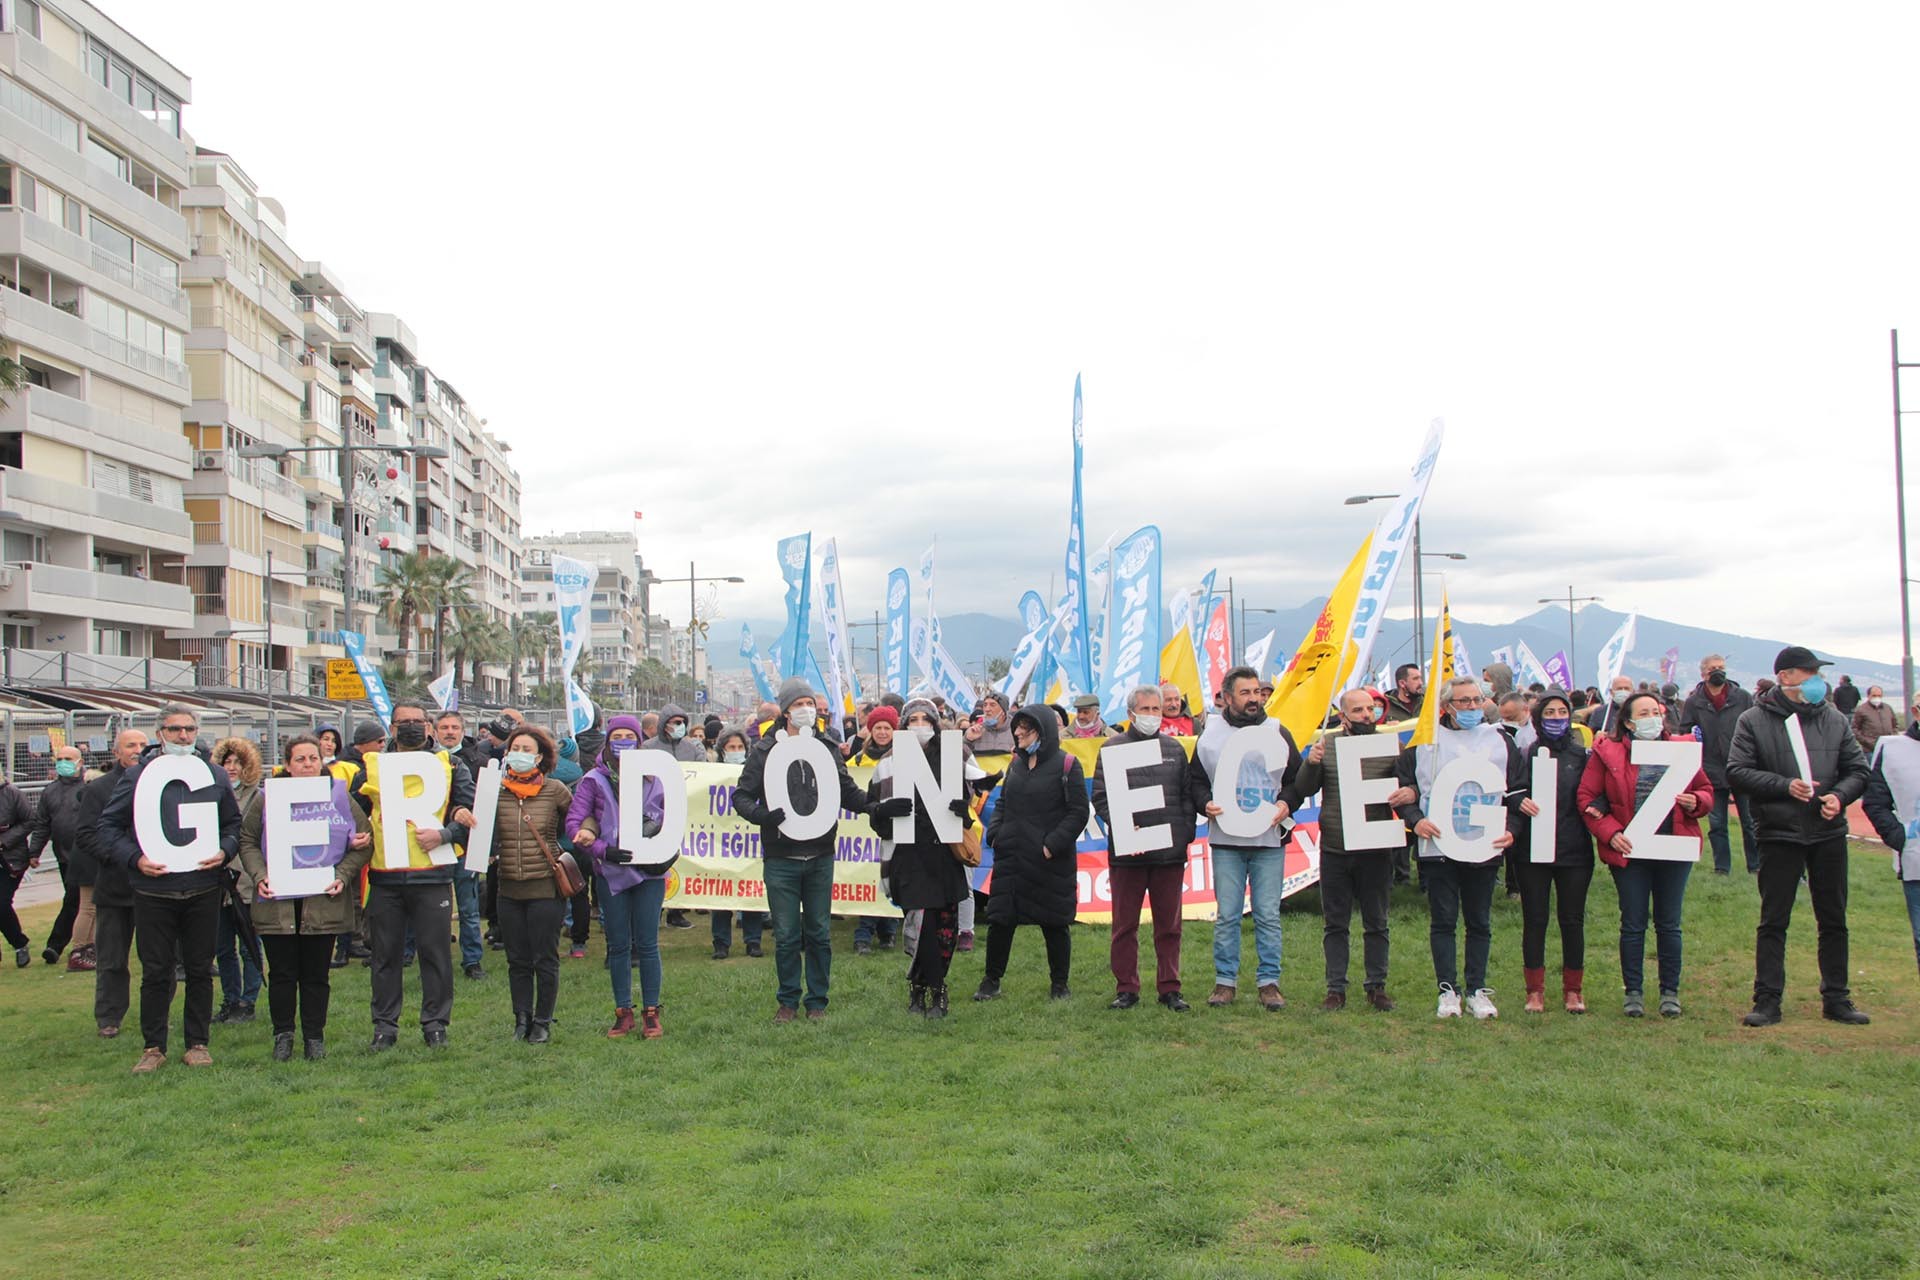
[641,1006,663,1039]
[513,1011,531,1042]
[607,1007,635,1038]
[271,1032,294,1061]
[926,984,949,1020]
[907,983,928,1014]
[1562,969,1585,1015]
[66,945,96,972]
[1523,967,1546,1014]
[526,1019,551,1044]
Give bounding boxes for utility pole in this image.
[1895,330,1917,712]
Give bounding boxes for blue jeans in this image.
[1423,857,1498,993]
[1707,787,1758,874]
[764,855,833,1011]
[453,868,484,968]
[216,904,262,1005]
[853,915,896,945]
[711,910,764,947]
[1902,880,1920,970]
[599,875,665,1010]
[1611,859,1691,994]
[1211,845,1285,988]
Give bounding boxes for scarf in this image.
[503,769,545,800]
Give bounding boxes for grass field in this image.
[3,839,1918,1279]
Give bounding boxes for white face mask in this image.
[1870,696,1884,708]
[1132,713,1162,736]
[909,724,935,745]
[723,750,746,765]
[161,739,195,757]
[1610,689,1631,706]
[504,750,538,773]
[788,707,814,735]
[1631,717,1665,741]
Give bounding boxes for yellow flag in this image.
[1266,533,1373,744]
[1407,589,1454,747]
[1159,627,1204,720]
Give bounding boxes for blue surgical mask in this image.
[505,750,538,774]
[984,715,1002,728]
[1540,716,1570,740]
[1453,708,1484,729]
[1798,675,1828,706]
[1023,739,1040,755]
[54,759,79,778]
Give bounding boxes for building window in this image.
[11,1,42,38]
[0,74,79,150]
[85,135,129,183]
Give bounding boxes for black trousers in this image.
[133,889,221,1053]
[1517,861,1593,971]
[498,895,565,1024]
[262,924,336,1040]
[1320,849,1392,993]
[984,920,1072,985]
[568,881,593,946]
[1755,837,1850,1004]
[907,906,959,989]
[366,880,454,1034]
[1,861,26,948]
[93,900,135,1028]
[45,861,80,955]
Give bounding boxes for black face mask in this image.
[393,722,429,749]
[1343,718,1378,735]
[1707,670,1727,687]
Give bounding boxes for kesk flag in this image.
[998,592,1057,703]
[339,630,393,726]
[1088,538,1112,697]
[1097,525,1164,724]
[551,553,597,735]
[774,533,812,680]
[1408,589,1456,747]
[1595,612,1638,691]
[1513,639,1553,690]
[738,625,776,703]
[427,666,458,713]
[1267,533,1373,745]
[1058,376,1095,694]
[1243,628,1278,680]
[883,568,911,697]
[819,537,861,713]
[1344,419,1446,691]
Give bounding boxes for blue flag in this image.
[774,533,812,680]
[1058,375,1094,695]
[339,630,393,726]
[1097,525,1164,724]
[883,568,911,698]
[739,624,776,703]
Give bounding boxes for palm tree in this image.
[510,610,558,706]
[378,655,427,703]
[375,551,439,670]
[427,557,476,676]
[0,345,26,411]
[448,609,511,698]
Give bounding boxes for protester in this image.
[1592,674,1635,737]
[485,725,573,1044]
[28,745,90,969]
[1158,682,1197,736]
[1393,677,1524,1020]
[1091,685,1211,1012]
[972,692,1018,753]
[1066,693,1107,739]
[736,679,904,1021]
[238,734,373,1061]
[435,711,490,776]
[1511,690,1595,1013]
[1861,688,1920,978]
[0,767,31,968]
[316,725,345,767]
[868,697,977,1018]
[207,737,266,1026]
[350,702,476,1050]
[1833,674,1862,717]
[1679,654,1759,875]
[1482,662,1515,699]
[1197,666,1301,1010]
[848,706,901,955]
[647,703,709,764]
[568,715,667,1037]
[975,702,1088,1002]
[97,704,244,1072]
[1853,686,1898,755]
[1495,692,1535,900]
[1728,647,1872,1027]
[708,727,766,960]
[1282,687,1396,1012]
[83,729,145,1037]
[434,711,491,979]
[1385,663,1424,722]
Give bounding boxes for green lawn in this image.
[3,841,1918,1279]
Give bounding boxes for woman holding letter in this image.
[487,724,574,1044]
[1514,689,1595,1014]
[567,714,669,1039]
[238,735,372,1061]
[1578,692,1713,1018]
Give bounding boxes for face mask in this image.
[1869,696,1884,708]
[723,750,746,765]
[505,750,538,774]
[984,715,1002,728]
[909,725,935,745]
[608,737,638,754]
[54,759,79,778]
[1453,709,1484,729]
[1797,675,1828,706]
[1132,714,1162,736]
[666,722,686,740]
[394,722,428,749]
[1023,739,1040,755]
[1707,670,1727,687]
[1631,717,1665,740]
[1344,718,1377,735]
[1610,689,1630,706]
[1540,716,1571,740]
[162,739,195,757]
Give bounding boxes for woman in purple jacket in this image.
[566,715,669,1039]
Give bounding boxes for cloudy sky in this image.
[114,1,1920,661]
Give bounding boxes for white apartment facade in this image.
[522,530,636,703]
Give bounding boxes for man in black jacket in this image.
[1679,653,1758,875]
[97,707,244,1072]
[0,769,34,968]
[83,729,145,1037]
[1091,685,1211,1012]
[1727,646,1872,1027]
[28,745,89,967]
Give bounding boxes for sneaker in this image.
[1822,1000,1871,1026]
[423,1027,448,1048]
[1466,988,1499,1020]
[877,935,897,951]
[211,1002,239,1025]
[1365,988,1396,1013]
[230,1001,255,1023]
[1743,1002,1782,1027]
[1320,990,1347,1012]
[464,963,486,980]
[712,942,731,961]
[1623,990,1646,1019]
[1158,991,1191,1012]
[1207,984,1236,1007]
[972,978,1002,1002]
[665,911,694,930]
[608,1007,635,1038]
[641,1006,663,1039]
[1257,985,1287,1011]
[568,945,587,960]
[1659,991,1683,1018]
[956,930,975,953]
[1436,984,1463,1018]
[1048,981,1071,1001]
[182,1044,213,1067]
[272,1032,294,1062]
[14,945,30,968]
[745,941,764,958]
[98,1023,120,1039]
[66,947,95,973]
[132,1047,165,1073]
[304,1038,326,1061]
[1109,991,1141,1010]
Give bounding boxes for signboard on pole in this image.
[325,658,366,701]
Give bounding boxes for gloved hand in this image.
[605,846,633,865]
[763,808,788,828]
[873,796,914,820]
[641,817,662,839]
[949,797,971,817]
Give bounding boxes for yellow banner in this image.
[1265,532,1372,744]
[1408,589,1454,747]
[1159,627,1204,721]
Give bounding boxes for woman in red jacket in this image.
[1577,692,1714,1019]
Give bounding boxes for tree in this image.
[426,557,476,676]
[510,611,558,706]
[375,551,439,670]
[0,345,26,412]
[986,656,1011,682]
[447,608,509,694]
[378,655,427,703]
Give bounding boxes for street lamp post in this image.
[1894,330,1918,712]
[645,564,745,699]
[1537,587,1603,688]
[1344,494,1466,659]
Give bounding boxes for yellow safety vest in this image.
[361,749,455,872]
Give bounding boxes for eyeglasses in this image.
[159,722,196,735]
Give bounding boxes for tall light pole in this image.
[1537,587,1602,687]
[647,564,745,698]
[1237,600,1275,666]
[1894,330,1917,712]
[1345,493,1434,654]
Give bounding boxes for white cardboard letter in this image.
[463,762,504,872]
[1210,721,1290,840]
[1619,739,1703,862]
[1528,749,1559,864]
[888,730,963,844]
[133,753,221,873]
[1102,737,1171,857]
[764,734,841,842]
[1427,754,1508,862]
[376,751,454,868]
[1332,733,1405,851]
[617,748,690,861]
[263,775,337,898]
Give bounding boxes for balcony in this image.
[299,293,340,338]
[1,463,191,551]
[0,559,193,626]
[11,35,190,184]
[305,516,343,542]
[89,329,188,388]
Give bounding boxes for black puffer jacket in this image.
[1520,702,1595,867]
[1090,726,1211,868]
[97,744,244,895]
[866,736,973,910]
[984,704,1089,927]
[734,722,872,860]
[27,772,85,869]
[1678,679,1755,784]
[78,765,130,903]
[1727,686,1870,846]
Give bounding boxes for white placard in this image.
[888,730,964,844]
[1101,737,1172,858]
[1529,749,1559,864]
[617,749,690,862]
[1427,753,1508,862]
[1209,720,1292,840]
[1619,739,1703,862]
[132,753,222,873]
[262,775,342,898]
[763,733,841,842]
[1331,733,1406,851]
[1782,714,1815,786]
[375,751,455,868]
[463,762,504,872]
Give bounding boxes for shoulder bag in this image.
[522,809,587,898]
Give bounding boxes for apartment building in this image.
[0,0,196,663]
[522,530,636,702]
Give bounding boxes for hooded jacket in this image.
[864,733,978,910]
[27,771,86,869]
[1090,723,1211,867]
[567,715,669,895]
[983,704,1089,926]
[645,703,709,763]
[1678,678,1755,782]
[1726,685,1870,846]
[97,743,244,896]
[733,685,874,860]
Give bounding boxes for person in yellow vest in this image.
[349,702,476,1050]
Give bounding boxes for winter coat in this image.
[567,764,667,896]
[227,779,262,901]
[27,773,85,869]
[446,735,491,779]
[97,745,244,896]
[644,703,709,762]
[970,718,1017,754]
[1727,687,1870,846]
[1090,726,1211,868]
[1282,728,1401,858]
[1575,734,1711,868]
[1861,720,1920,868]
[78,766,130,902]
[1833,679,1862,717]
[236,783,373,935]
[1852,700,1899,754]
[347,746,476,885]
[865,738,975,911]
[1515,722,1596,868]
[983,704,1089,927]
[491,776,574,901]
[1384,690,1423,723]
[733,722,872,860]
[0,781,30,871]
[1678,679,1754,784]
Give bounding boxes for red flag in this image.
[632,511,643,520]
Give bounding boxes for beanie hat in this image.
[601,714,644,769]
[902,697,939,725]
[352,721,387,745]
[866,705,899,730]
[777,677,816,717]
